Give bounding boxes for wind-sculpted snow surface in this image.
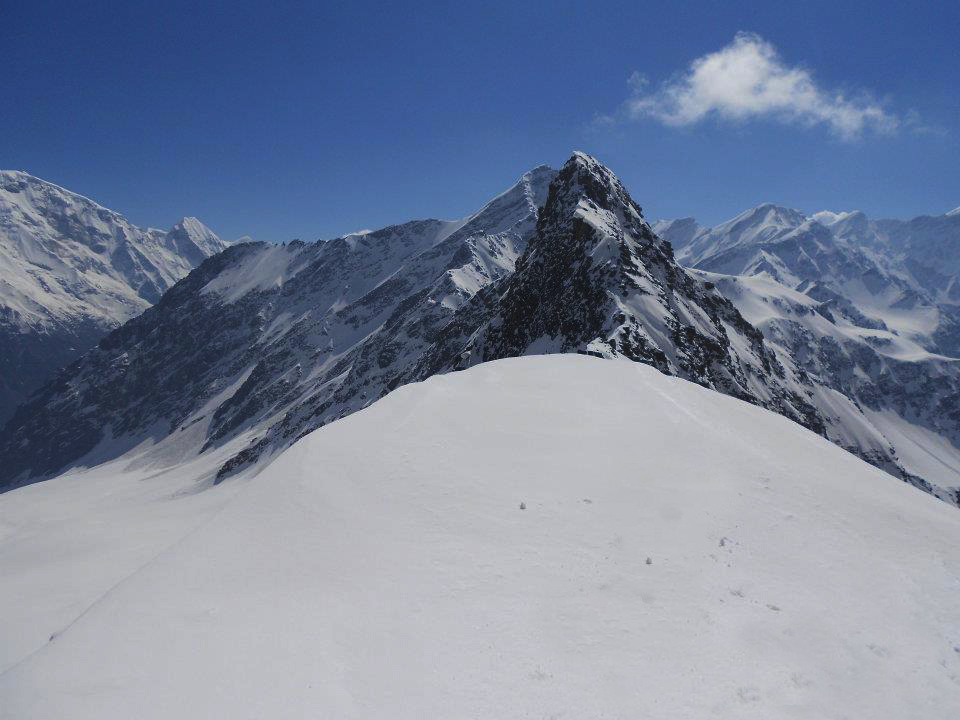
[0,171,227,423]
[2,356,959,718]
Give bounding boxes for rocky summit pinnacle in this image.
[413,153,825,435]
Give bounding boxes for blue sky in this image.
[2,0,957,242]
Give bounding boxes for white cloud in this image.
[623,33,898,140]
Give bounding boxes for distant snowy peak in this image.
[0,170,123,223]
[712,203,807,243]
[726,202,807,229]
[809,209,873,243]
[166,216,228,261]
[809,210,845,225]
[449,163,555,240]
[0,170,228,424]
[811,209,862,226]
[0,170,228,325]
[876,211,960,280]
[198,164,558,309]
[657,203,946,305]
[668,203,808,267]
[659,202,947,331]
[662,203,960,278]
[651,216,707,250]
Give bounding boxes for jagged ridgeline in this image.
[0,154,956,506]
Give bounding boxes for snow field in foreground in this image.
[1,354,959,719]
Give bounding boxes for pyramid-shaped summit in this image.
[415,152,826,433]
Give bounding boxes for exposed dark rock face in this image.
[0,319,105,429]
[411,153,825,436]
[0,245,258,481]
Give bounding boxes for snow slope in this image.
[1,355,958,719]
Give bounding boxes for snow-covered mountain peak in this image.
[651,217,709,252]
[0,172,228,424]
[808,210,874,243]
[451,163,556,241]
[810,209,844,225]
[518,164,555,207]
[165,216,229,265]
[666,202,807,268]
[504,152,660,276]
[810,209,863,226]
[818,210,873,245]
[654,215,699,231]
[170,215,221,243]
[410,155,832,454]
[556,151,644,219]
[716,202,806,238]
[0,172,228,319]
[1,170,121,220]
[521,163,555,179]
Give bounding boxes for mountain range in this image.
[656,202,960,502]
[1,156,959,507]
